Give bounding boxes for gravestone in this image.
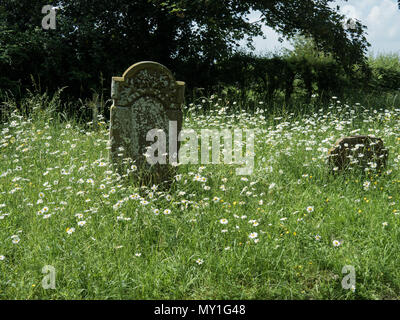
[109,61,185,183]
[328,135,388,173]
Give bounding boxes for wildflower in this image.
[0,255,5,261]
[66,227,75,234]
[135,253,142,257]
[77,220,86,227]
[315,234,321,241]
[219,218,228,224]
[195,259,204,265]
[332,240,341,247]
[163,209,171,215]
[382,222,388,227]
[306,206,314,213]
[249,232,258,239]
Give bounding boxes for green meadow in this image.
[1,92,400,299]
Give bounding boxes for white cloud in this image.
[341,0,400,54]
[341,4,362,20]
[246,0,400,55]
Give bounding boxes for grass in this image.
[0,92,400,299]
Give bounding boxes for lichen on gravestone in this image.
[109,61,185,184]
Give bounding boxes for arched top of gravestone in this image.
[122,61,175,81]
[111,61,185,109]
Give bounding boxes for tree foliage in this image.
[0,0,371,101]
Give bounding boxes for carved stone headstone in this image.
[328,135,388,173]
[109,61,185,183]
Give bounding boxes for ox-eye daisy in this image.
[66,227,75,234]
[332,240,341,247]
[249,232,258,239]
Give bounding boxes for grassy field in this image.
[1,93,400,299]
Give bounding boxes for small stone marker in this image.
[109,61,185,183]
[328,135,388,173]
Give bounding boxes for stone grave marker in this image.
[328,135,388,173]
[109,61,185,183]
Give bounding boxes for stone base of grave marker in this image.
[109,61,185,184]
[328,135,388,174]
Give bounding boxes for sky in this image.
[244,0,400,56]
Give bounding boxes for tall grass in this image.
[0,91,400,299]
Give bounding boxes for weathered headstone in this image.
[109,61,185,183]
[328,135,388,173]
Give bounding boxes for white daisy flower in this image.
[332,240,341,247]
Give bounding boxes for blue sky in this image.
[245,0,400,56]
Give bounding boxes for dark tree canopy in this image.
[0,0,370,99]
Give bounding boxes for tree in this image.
[0,0,370,101]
